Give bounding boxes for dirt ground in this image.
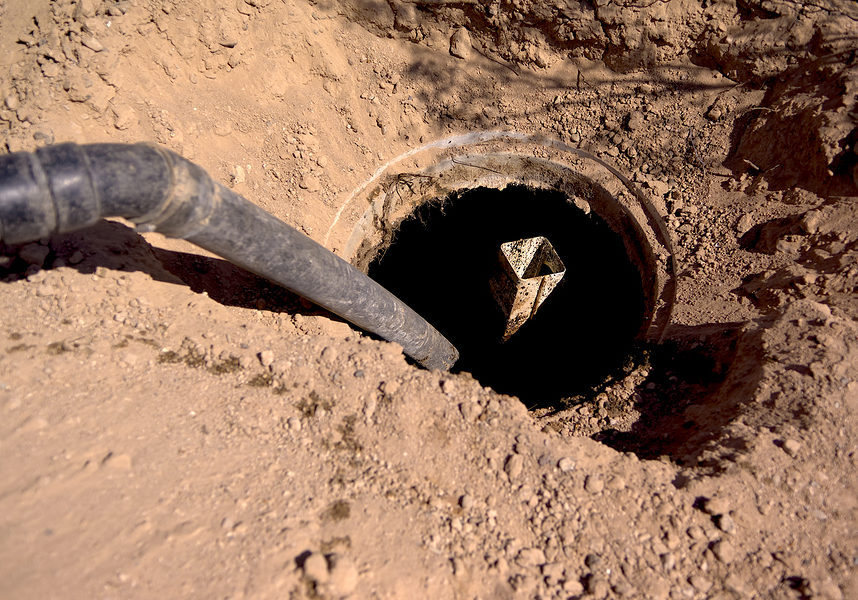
[1,0,857,598]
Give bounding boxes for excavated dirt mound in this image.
[1,1,857,599]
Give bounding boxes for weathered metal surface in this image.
[490,236,566,341]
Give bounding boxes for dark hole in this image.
[368,185,645,408]
[536,262,554,277]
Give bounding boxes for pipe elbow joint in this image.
[129,146,219,240]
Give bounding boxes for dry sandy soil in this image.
[1,0,858,599]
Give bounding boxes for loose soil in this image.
[1,1,857,599]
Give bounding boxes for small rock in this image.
[689,574,711,592]
[558,457,575,472]
[379,380,399,396]
[320,345,338,363]
[299,173,321,192]
[515,547,546,568]
[715,513,735,533]
[17,107,37,124]
[776,238,801,254]
[103,453,133,470]
[504,454,523,480]
[214,122,233,136]
[32,129,54,144]
[584,553,602,569]
[604,118,620,131]
[584,475,604,494]
[612,580,634,596]
[363,397,377,419]
[712,539,735,563]
[724,573,750,597]
[440,379,457,396]
[800,210,823,234]
[74,0,99,20]
[302,552,329,584]
[647,577,670,600]
[258,350,274,367]
[782,438,801,457]
[450,28,471,60]
[736,213,755,234]
[112,104,136,130]
[19,243,50,266]
[327,554,358,596]
[394,3,419,29]
[563,577,585,595]
[541,562,564,578]
[587,574,610,597]
[625,111,644,131]
[701,496,729,516]
[607,475,626,490]
[459,401,480,422]
[805,301,833,322]
[81,36,105,52]
[811,577,844,600]
[5,94,20,111]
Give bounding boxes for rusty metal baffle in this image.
[489,236,566,341]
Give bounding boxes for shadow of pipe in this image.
[1,219,350,325]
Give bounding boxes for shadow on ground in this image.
[593,321,764,471]
[1,219,336,321]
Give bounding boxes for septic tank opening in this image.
[367,184,646,408]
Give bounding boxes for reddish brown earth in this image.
[1,1,857,599]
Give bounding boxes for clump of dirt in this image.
[1,1,857,599]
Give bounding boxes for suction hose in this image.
[0,142,459,371]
